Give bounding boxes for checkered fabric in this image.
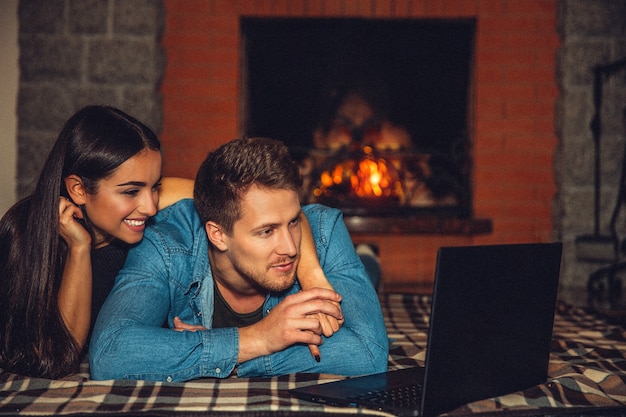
[1,294,625,416]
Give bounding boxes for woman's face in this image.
[83,149,162,247]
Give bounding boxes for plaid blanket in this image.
[1,294,626,416]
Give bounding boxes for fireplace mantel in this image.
[344,214,492,235]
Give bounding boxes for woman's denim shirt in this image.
[89,199,388,382]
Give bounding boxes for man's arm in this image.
[89,216,240,382]
[237,204,389,377]
[237,288,343,363]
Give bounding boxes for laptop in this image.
[290,242,563,417]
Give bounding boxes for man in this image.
[90,137,388,382]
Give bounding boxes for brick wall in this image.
[161,0,560,289]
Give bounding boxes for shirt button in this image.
[197,311,202,317]
[166,376,173,382]
[215,368,221,374]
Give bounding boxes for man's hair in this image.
[194,137,302,233]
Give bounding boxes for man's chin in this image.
[265,275,296,293]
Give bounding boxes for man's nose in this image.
[278,228,298,257]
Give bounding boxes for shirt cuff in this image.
[200,326,240,378]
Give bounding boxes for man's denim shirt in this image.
[90,199,388,382]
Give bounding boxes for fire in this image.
[353,156,391,197]
[315,146,402,200]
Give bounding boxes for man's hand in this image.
[237,288,343,364]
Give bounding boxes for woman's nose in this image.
[140,191,158,217]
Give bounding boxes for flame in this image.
[316,147,401,200]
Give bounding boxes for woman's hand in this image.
[297,214,344,338]
[173,316,207,332]
[58,197,91,249]
[300,270,345,336]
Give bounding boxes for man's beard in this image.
[235,257,298,293]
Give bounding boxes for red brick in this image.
[303,0,324,16]
[213,0,240,16]
[323,0,346,16]
[504,66,556,84]
[476,32,508,50]
[479,15,538,33]
[477,0,507,16]
[392,0,412,16]
[508,32,560,50]
[162,79,237,99]
[165,0,215,14]
[503,100,552,119]
[373,0,393,17]
[442,0,478,16]
[165,15,236,34]
[508,0,557,16]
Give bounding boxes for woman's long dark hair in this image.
[0,105,160,378]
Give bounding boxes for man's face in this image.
[222,185,302,292]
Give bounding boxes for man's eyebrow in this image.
[253,222,280,231]
[252,210,303,231]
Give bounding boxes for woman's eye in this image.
[123,189,140,196]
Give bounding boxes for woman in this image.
[0,105,337,379]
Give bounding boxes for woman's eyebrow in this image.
[115,181,147,187]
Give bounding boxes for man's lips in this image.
[271,260,295,273]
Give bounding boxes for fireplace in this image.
[242,18,475,218]
[158,0,565,289]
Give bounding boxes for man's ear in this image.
[205,221,228,251]
[64,174,87,205]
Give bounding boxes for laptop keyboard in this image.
[349,383,422,408]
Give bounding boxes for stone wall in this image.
[555,0,626,289]
[17,0,164,197]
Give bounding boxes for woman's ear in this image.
[64,174,87,205]
[205,221,228,251]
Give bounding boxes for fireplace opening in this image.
[242,18,476,218]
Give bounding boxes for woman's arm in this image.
[57,197,93,348]
[298,214,344,336]
[158,177,194,210]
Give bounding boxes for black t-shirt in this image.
[90,241,129,336]
[212,284,264,328]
